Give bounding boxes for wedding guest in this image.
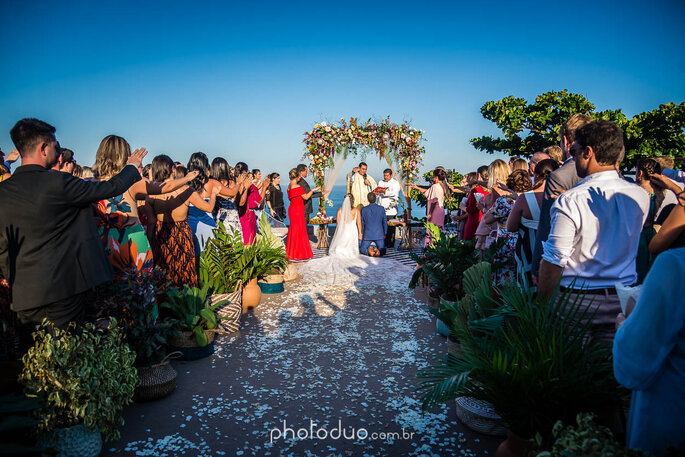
[350,162,377,209]
[531,114,593,279]
[238,167,269,245]
[93,135,197,279]
[72,164,83,178]
[507,159,559,279]
[482,169,533,285]
[528,151,550,178]
[475,159,510,250]
[211,157,243,236]
[614,247,685,456]
[186,152,240,253]
[286,168,320,260]
[648,174,685,255]
[252,168,267,221]
[174,164,187,179]
[537,120,650,344]
[265,172,286,220]
[0,118,144,330]
[510,157,528,173]
[463,165,489,240]
[51,147,75,174]
[409,168,447,247]
[543,144,563,164]
[81,166,95,180]
[296,163,323,224]
[147,155,220,287]
[377,168,401,248]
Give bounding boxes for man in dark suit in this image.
[358,192,388,257]
[296,164,323,225]
[531,114,593,280]
[0,118,145,330]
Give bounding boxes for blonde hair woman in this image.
[92,135,199,279]
[475,159,511,250]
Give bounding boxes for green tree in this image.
[470,90,685,163]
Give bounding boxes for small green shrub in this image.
[19,319,137,441]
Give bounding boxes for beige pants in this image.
[564,291,621,346]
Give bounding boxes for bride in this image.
[298,194,379,285]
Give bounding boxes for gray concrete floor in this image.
[103,259,501,456]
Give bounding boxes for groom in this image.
[358,192,388,257]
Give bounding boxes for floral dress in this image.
[490,196,518,286]
[93,193,154,281]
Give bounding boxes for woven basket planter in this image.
[455,396,507,437]
[134,358,178,402]
[169,330,216,361]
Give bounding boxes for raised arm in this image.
[131,170,199,199]
[649,205,685,255]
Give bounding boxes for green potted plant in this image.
[418,283,624,456]
[536,413,651,457]
[255,212,289,294]
[161,284,227,360]
[20,319,137,455]
[95,269,179,402]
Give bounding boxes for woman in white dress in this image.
[299,194,379,284]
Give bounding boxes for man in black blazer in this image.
[0,118,145,330]
[296,164,323,225]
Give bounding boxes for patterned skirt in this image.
[150,220,198,288]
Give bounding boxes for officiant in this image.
[350,162,377,209]
[377,168,401,248]
[296,164,322,224]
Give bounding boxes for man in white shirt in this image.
[350,162,377,209]
[538,120,650,343]
[377,168,401,248]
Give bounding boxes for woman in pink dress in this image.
[237,171,269,245]
[409,168,447,246]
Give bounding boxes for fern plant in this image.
[417,283,624,441]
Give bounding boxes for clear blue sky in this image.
[1,0,683,183]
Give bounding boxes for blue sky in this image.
[1,0,683,183]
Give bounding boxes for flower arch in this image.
[303,117,426,216]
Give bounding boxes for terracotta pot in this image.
[496,430,533,457]
[242,278,262,311]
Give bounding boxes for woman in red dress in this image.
[286,168,320,260]
[463,166,490,241]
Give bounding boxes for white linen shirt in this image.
[378,178,401,216]
[542,170,650,289]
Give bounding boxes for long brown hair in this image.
[94,135,130,178]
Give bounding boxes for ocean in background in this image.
[279,185,404,225]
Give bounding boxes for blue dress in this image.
[613,247,685,456]
[187,198,216,255]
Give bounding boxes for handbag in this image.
[211,280,243,333]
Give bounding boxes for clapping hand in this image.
[6,149,20,163]
[127,148,148,169]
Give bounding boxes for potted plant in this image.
[255,212,289,294]
[95,270,179,402]
[200,222,244,333]
[20,319,137,455]
[418,283,624,456]
[536,413,651,457]
[162,284,228,360]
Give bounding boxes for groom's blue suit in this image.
[359,203,388,256]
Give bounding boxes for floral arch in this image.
[302,117,426,216]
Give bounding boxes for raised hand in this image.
[6,149,20,163]
[127,148,148,169]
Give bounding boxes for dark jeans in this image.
[16,291,87,352]
[385,216,396,248]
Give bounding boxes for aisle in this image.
[103,255,499,456]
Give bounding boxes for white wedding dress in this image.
[298,196,380,285]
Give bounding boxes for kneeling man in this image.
[358,192,388,257]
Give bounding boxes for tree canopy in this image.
[470,90,685,165]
